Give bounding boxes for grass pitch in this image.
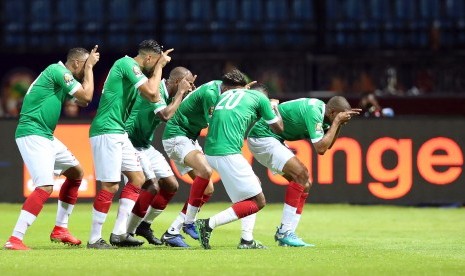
[0,202,464,275]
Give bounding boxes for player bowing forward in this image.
[124,67,195,245]
[248,96,360,246]
[4,46,100,250]
[195,85,284,249]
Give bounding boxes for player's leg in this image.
[4,136,55,250]
[109,136,146,247]
[88,134,124,249]
[278,158,314,247]
[195,154,265,249]
[50,137,83,246]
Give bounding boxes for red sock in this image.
[180,200,188,215]
[132,189,155,218]
[93,189,114,213]
[231,200,260,219]
[22,188,50,216]
[120,182,141,201]
[150,189,176,210]
[188,176,209,207]
[285,181,305,208]
[59,178,81,205]
[200,194,211,208]
[296,192,309,214]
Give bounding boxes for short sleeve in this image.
[123,60,148,89]
[54,68,81,96]
[153,99,167,114]
[258,93,278,124]
[305,99,325,143]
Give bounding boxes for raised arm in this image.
[73,45,99,106]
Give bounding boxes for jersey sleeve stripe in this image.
[153,106,167,114]
[134,77,148,89]
[68,84,81,96]
[311,136,323,143]
[265,116,279,124]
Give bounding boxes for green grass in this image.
[0,203,464,275]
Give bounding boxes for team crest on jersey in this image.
[133,66,143,77]
[63,73,75,86]
[208,106,214,116]
[315,122,323,133]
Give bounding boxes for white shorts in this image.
[16,135,79,187]
[137,145,174,180]
[162,136,203,175]
[90,133,142,182]
[206,154,262,203]
[247,137,295,175]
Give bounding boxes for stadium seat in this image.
[235,0,263,47]
[56,0,78,46]
[108,0,131,47]
[185,0,212,49]
[134,0,157,44]
[81,0,105,47]
[3,0,27,47]
[263,0,289,48]
[29,0,53,47]
[211,0,237,48]
[287,0,316,47]
[163,0,188,48]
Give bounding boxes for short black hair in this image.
[221,69,248,87]
[250,83,269,96]
[138,39,163,55]
[67,48,89,61]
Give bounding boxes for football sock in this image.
[292,192,309,232]
[180,200,188,215]
[167,212,186,235]
[240,213,257,241]
[150,189,176,210]
[132,189,155,218]
[280,204,297,233]
[143,206,163,224]
[280,182,304,233]
[12,188,50,240]
[112,183,140,235]
[126,213,144,235]
[89,189,114,243]
[56,178,81,227]
[185,176,209,223]
[208,207,238,229]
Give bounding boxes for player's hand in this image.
[177,75,197,97]
[86,45,100,68]
[270,99,279,108]
[189,75,197,91]
[157,48,174,68]
[335,109,361,125]
[244,81,257,89]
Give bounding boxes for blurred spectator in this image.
[376,67,403,96]
[258,69,284,97]
[1,68,35,117]
[359,91,394,118]
[63,99,80,118]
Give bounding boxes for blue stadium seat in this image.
[29,0,53,47]
[81,0,105,46]
[211,0,237,47]
[287,0,316,47]
[236,0,263,47]
[185,0,212,48]
[108,0,131,47]
[56,0,78,46]
[163,0,188,48]
[3,0,27,46]
[134,0,157,43]
[263,0,289,47]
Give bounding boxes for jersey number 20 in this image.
[215,90,245,110]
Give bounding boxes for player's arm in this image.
[139,48,174,103]
[269,99,284,134]
[72,45,100,106]
[156,75,196,122]
[313,109,360,155]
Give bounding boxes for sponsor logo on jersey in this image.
[133,65,143,77]
[63,73,75,86]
